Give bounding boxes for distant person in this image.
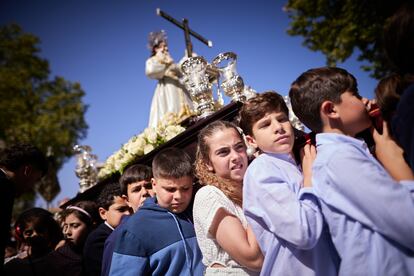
[83,181,130,276]
[45,200,100,276]
[109,148,204,275]
[146,30,193,128]
[289,66,414,275]
[0,143,47,270]
[239,92,338,276]
[4,208,63,275]
[374,74,414,180]
[193,121,263,275]
[383,2,414,171]
[101,164,154,276]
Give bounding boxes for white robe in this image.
[145,55,193,128]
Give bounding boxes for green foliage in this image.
[284,0,407,79]
[0,24,88,202]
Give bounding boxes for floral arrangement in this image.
[284,96,305,131]
[97,112,188,179]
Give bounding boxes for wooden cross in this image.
[156,8,213,58]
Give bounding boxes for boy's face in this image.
[334,91,371,136]
[125,180,155,213]
[247,111,295,155]
[152,176,193,213]
[99,196,130,228]
[206,127,248,183]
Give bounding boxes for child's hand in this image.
[300,144,316,188]
[372,121,414,181]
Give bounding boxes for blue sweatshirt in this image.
[109,197,204,276]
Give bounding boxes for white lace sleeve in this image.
[193,185,252,273]
[194,185,239,235]
[145,56,168,80]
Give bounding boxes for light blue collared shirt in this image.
[310,133,414,275]
[244,152,339,276]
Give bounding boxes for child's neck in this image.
[322,126,356,137]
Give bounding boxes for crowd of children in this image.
[2,2,414,275]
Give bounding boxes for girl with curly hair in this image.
[193,120,263,275]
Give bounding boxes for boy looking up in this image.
[289,67,414,275]
[239,91,338,276]
[110,148,204,275]
[83,180,130,276]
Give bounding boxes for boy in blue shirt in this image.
[289,67,414,275]
[109,148,203,275]
[239,91,339,276]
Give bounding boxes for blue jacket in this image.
[101,216,129,276]
[109,197,204,276]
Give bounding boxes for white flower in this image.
[98,166,112,179]
[284,95,305,131]
[143,144,155,155]
[144,127,158,144]
[164,125,185,141]
[124,136,145,156]
[98,113,189,180]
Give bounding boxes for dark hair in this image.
[119,164,152,195]
[239,91,289,136]
[375,73,402,124]
[0,143,48,175]
[97,180,123,210]
[15,208,63,250]
[195,121,244,206]
[289,67,358,132]
[383,2,414,74]
[62,200,101,227]
[375,73,414,122]
[152,147,193,179]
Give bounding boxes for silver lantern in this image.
[181,56,216,118]
[212,52,246,102]
[73,145,98,193]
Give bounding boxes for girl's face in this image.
[62,213,89,247]
[22,222,39,240]
[206,128,248,183]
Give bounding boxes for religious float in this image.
[62,10,303,207]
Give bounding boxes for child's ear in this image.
[151,178,157,188]
[320,100,339,119]
[245,135,258,150]
[121,194,129,204]
[206,162,214,172]
[98,207,107,221]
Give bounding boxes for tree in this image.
[0,24,88,204]
[284,0,408,79]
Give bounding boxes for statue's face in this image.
[155,41,168,54]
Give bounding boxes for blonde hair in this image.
[195,121,244,206]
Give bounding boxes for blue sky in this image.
[1,0,378,207]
